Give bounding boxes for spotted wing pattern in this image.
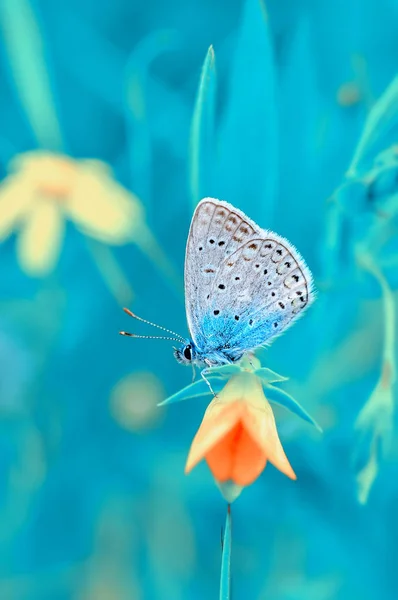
[184,198,260,344]
[184,198,314,362]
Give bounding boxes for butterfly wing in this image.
[184,198,261,349]
[204,234,314,359]
[185,198,314,361]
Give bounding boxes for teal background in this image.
[1,0,398,598]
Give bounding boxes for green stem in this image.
[0,0,63,150]
[85,239,134,307]
[220,504,232,600]
[134,223,184,300]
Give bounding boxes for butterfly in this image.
[121,198,315,370]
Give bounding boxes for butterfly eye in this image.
[183,345,192,361]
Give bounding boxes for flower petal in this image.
[66,166,143,244]
[206,422,267,486]
[243,401,297,480]
[10,152,77,195]
[0,177,34,241]
[17,199,64,276]
[185,401,243,474]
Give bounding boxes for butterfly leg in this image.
[201,368,218,398]
[245,351,256,371]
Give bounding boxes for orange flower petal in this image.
[243,402,296,480]
[185,402,243,474]
[185,371,297,489]
[206,421,267,486]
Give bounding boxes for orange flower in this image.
[185,371,296,497]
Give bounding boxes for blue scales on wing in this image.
[184,198,314,364]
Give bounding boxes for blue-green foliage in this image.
[0,0,397,598]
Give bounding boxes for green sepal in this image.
[206,364,242,378]
[158,377,225,406]
[265,384,322,431]
[253,367,289,384]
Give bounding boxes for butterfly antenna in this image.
[119,332,183,342]
[122,307,185,342]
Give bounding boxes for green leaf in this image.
[189,45,216,209]
[254,367,288,384]
[265,384,322,431]
[158,377,224,406]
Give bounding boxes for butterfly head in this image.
[174,342,197,365]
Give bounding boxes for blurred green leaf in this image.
[0,0,63,149]
[353,254,396,503]
[349,76,398,176]
[126,30,179,211]
[216,0,278,223]
[354,366,394,504]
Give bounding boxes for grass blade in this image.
[0,0,63,149]
[189,45,216,209]
[216,0,278,224]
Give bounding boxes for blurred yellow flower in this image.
[0,151,143,276]
[185,370,296,501]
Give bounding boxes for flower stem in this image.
[134,223,184,300]
[85,238,134,307]
[0,0,64,150]
[220,504,232,600]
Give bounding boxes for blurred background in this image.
[1,0,398,598]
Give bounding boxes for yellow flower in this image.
[185,371,296,501]
[0,151,143,276]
